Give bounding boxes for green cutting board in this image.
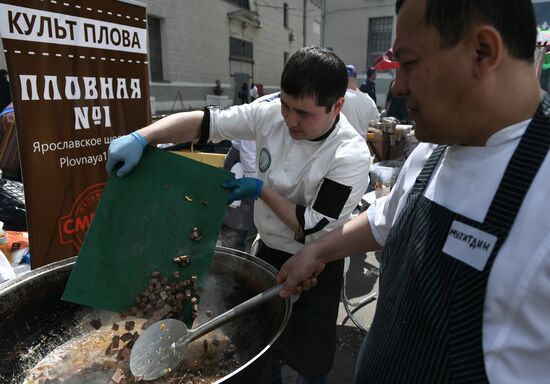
[63,146,232,321]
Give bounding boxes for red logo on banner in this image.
[58,183,106,249]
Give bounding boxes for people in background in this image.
[249,82,258,102]
[341,64,379,139]
[212,79,223,96]
[221,139,257,252]
[0,103,21,181]
[238,83,250,104]
[385,79,411,122]
[360,67,377,106]
[0,70,11,112]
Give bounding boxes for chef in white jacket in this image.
[107,47,372,384]
[341,64,379,139]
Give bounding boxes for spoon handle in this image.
[180,283,283,345]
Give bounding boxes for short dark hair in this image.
[396,0,536,62]
[367,67,376,78]
[280,46,348,112]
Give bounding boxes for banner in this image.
[0,0,150,268]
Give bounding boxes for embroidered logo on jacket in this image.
[259,148,271,173]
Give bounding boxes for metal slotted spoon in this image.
[129,283,283,381]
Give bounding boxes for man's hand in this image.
[277,245,326,298]
[222,178,263,204]
[106,132,148,177]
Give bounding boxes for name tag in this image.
[442,220,497,271]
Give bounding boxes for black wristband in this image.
[197,107,210,145]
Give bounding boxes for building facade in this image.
[323,0,394,75]
[323,0,550,107]
[322,0,395,106]
[144,0,322,113]
[2,1,548,113]
[0,0,322,114]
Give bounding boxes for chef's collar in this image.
[310,115,339,142]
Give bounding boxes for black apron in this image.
[255,240,344,377]
[355,94,550,383]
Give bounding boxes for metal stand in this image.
[340,256,379,335]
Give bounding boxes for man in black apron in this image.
[278,1,550,383]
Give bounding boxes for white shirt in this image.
[231,140,256,177]
[250,85,258,99]
[367,120,550,383]
[210,99,372,254]
[341,88,379,138]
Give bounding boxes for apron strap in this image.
[411,144,447,194]
[484,92,550,233]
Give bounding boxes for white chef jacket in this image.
[209,98,372,254]
[341,88,380,138]
[367,119,550,383]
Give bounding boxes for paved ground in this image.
[281,252,380,384]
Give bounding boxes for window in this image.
[283,3,289,28]
[225,0,250,9]
[230,37,254,63]
[147,16,163,81]
[367,16,393,68]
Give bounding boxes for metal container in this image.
[0,247,291,384]
[375,119,397,134]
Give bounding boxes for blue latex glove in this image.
[222,178,263,204]
[106,132,148,177]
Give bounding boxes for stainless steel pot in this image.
[0,247,291,384]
